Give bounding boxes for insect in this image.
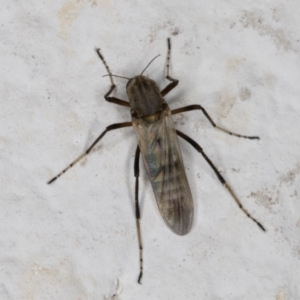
[47,38,265,284]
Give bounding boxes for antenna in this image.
[140,54,160,75]
[102,74,130,80]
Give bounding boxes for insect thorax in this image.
[127,75,164,118]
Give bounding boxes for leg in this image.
[176,129,265,231]
[160,38,179,97]
[96,49,130,107]
[134,145,143,284]
[172,105,259,140]
[47,122,132,184]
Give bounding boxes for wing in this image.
[132,105,194,235]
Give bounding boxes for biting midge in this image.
[48,38,265,284]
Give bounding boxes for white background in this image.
[1,1,300,299]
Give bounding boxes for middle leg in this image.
[47,122,132,184]
[172,105,259,140]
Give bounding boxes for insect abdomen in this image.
[132,106,194,235]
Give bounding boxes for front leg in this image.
[160,38,179,97]
[96,48,130,107]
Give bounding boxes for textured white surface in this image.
[1,1,300,299]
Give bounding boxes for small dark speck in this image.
[172,28,179,36]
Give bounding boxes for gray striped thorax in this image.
[127,75,164,119]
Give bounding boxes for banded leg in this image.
[160,38,179,97]
[172,105,259,140]
[47,122,132,184]
[96,48,130,107]
[134,145,143,284]
[176,129,265,231]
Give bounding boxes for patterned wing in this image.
[132,106,194,235]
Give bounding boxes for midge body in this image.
[128,72,194,235]
[48,38,265,283]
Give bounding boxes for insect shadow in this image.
[47,38,265,284]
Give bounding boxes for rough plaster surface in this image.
[1,1,300,299]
